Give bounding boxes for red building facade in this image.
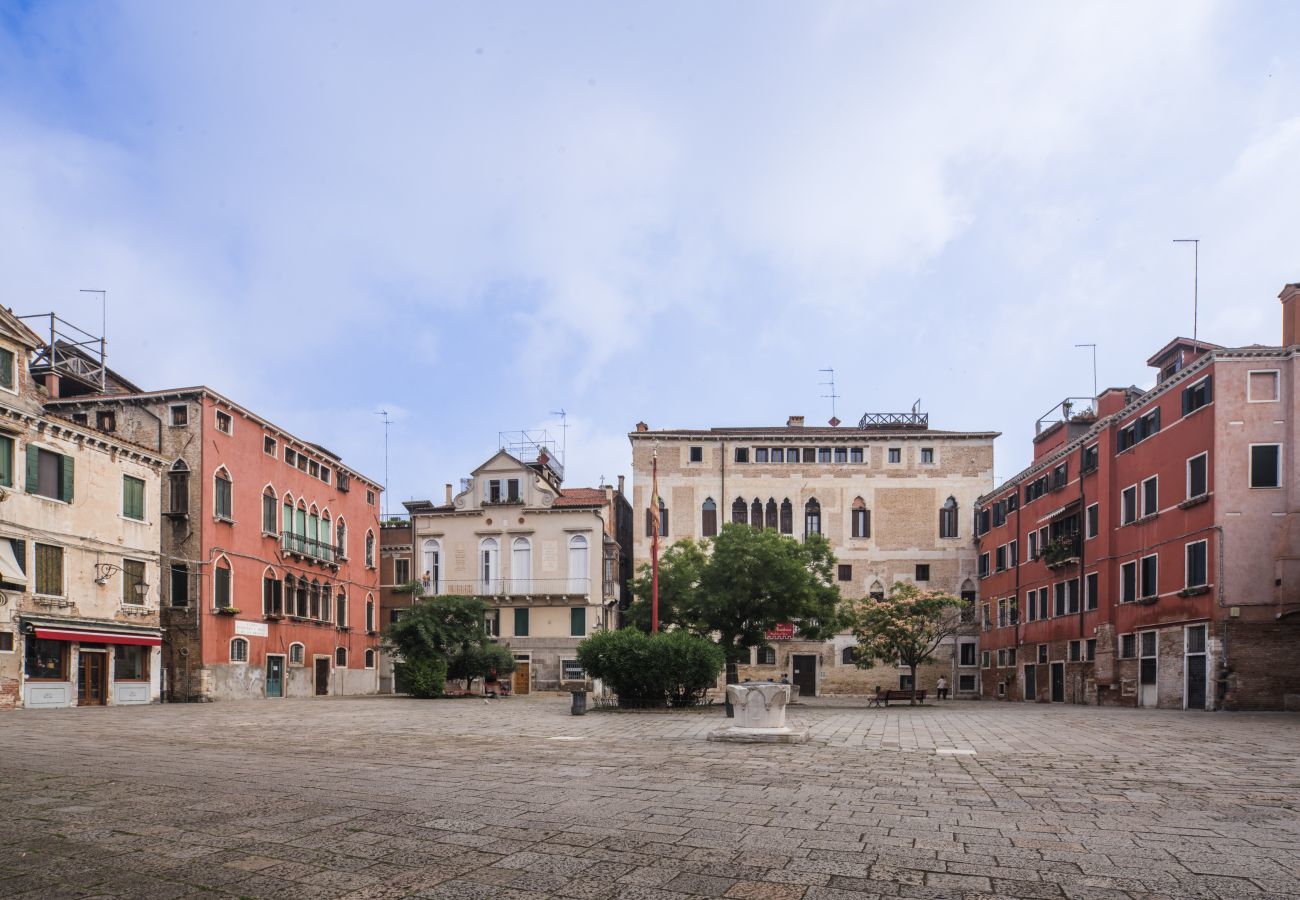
[973,284,1300,710]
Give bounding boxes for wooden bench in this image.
[882,690,927,705]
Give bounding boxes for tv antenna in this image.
[80,290,107,369]
[550,408,569,464]
[375,410,392,519]
[1074,343,1097,399]
[1173,239,1200,343]
[819,368,840,425]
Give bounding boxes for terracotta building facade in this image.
[628,415,997,698]
[973,283,1300,710]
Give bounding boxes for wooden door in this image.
[792,654,817,697]
[1050,662,1065,703]
[78,651,107,706]
[512,661,530,695]
[1023,665,1037,701]
[314,658,330,695]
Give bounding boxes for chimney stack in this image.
[787,415,805,427]
[444,483,453,505]
[635,421,648,433]
[1281,282,1300,347]
[617,474,625,495]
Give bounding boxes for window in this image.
[394,558,410,585]
[833,447,847,464]
[514,607,529,637]
[1007,648,1016,667]
[1024,590,1037,622]
[939,496,958,538]
[995,545,1007,572]
[734,448,749,463]
[1140,554,1158,599]
[1081,444,1099,473]
[958,674,976,692]
[839,646,854,665]
[817,448,831,463]
[263,574,283,616]
[561,659,586,681]
[0,346,14,391]
[1182,376,1212,415]
[1085,572,1099,611]
[570,607,586,637]
[170,564,189,607]
[959,643,976,666]
[230,638,248,662]
[119,475,146,521]
[336,592,347,626]
[771,448,784,463]
[336,520,347,559]
[25,637,66,679]
[755,448,768,463]
[365,597,375,632]
[1037,587,1048,621]
[1038,644,1048,664]
[997,649,1006,667]
[1053,582,1066,617]
[122,558,146,605]
[34,543,63,596]
[1085,504,1098,539]
[1186,540,1208,588]
[1121,486,1137,525]
[1120,634,1136,659]
[765,498,777,530]
[779,498,793,534]
[851,497,870,538]
[978,553,989,578]
[1250,444,1281,489]
[981,650,990,668]
[888,448,901,464]
[0,434,12,488]
[0,631,14,652]
[289,643,304,665]
[1120,561,1136,603]
[568,534,588,593]
[365,531,376,567]
[26,446,73,502]
[214,560,232,609]
[992,501,1007,528]
[1069,640,1081,662]
[214,469,232,520]
[920,447,934,464]
[114,645,148,681]
[335,647,348,668]
[997,598,1007,628]
[1118,408,1161,451]
[1141,476,1158,517]
[285,447,296,466]
[506,478,520,502]
[751,498,762,528]
[803,498,821,537]
[1248,370,1280,402]
[1027,531,1037,560]
[215,410,233,434]
[689,446,702,463]
[1009,540,1018,567]
[757,646,776,665]
[422,539,440,593]
[982,603,991,628]
[364,648,376,669]
[915,564,930,582]
[1187,453,1208,499]
[261,490,277,534]
[366,489,376,505]
[94,410,116,433]
[837,564,852,582]
[850,447,863,464]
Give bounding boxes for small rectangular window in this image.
[1248,370,1280,402]
[802,447,815,463]
[170,564,189,607]
[34,543,63,596]
[96,410,116,433]
[1038,644,1048,664]
[0,632,12,652]
[1120,633,1136,658]
[214,566,231,608]
[121,558,147,605]
[1069,640,1081,662]
[1121,486,1137,525]
[915,564,930,582]
[1186,540,1208,588]
[1187,453,1208,498]
[849,447,863,463]
[1085,503,1099,539]
[1121,561,1136,603]
[689,446,703,463]
[921,447,934,464]
[959,643,976,666]
[169,404,188,426]
[570,607,585,637]
[264,435,277,456]
[27,446,73,502]
[122,475,145,521]
[215,475,232,520]
[1141,476,1158,517]
[1250,444,1281,489]
[734,448,749,463]
[394,558,410,585]
[561,659,586,681]
[837,564,852,582]
[818,447,831,463]
[0,347,14,391]
[981,650,990,668]
[888,448,901,464]
[754,448,768,463]
[1140,554,1158,599]
[514,607,530,637]
[0,435,12,488]
[959,674,976,692]
[1181,376,1213,415]
[771,448,784,463]
[215,410,232,434]
[1085,571,1099,610]
[833,447,847,464]
[1081,444,1099,473]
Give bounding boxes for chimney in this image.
[444,483,453,505]
[44,372,59,399]
[787,415,804,427]
[617,474,625,495]
[1281,282,1300,347]
[635,421,648,433]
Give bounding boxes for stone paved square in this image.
[1,698,1298,899]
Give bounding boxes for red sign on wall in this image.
[765,623,796,641]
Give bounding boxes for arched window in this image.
[365,595,375,632]
[422,539,441,595]
[168,459,189,515]
[230,637,248,662]
[294,501,307,553]
[780,498,793,534]
[757,646,776,666]
[262,486,277,534]
[939,496,959,539]
[282,493,294,544]
[851,497,871,539]
[751,498,763,529]
[511,537,532,592]
[309,579,321,620]
[262,566,282,616]
[320,511,332,561]
[295,576,308,618]
[841,646,855,665]
[288,642,304,665]
[214,467,233,520]
[804,498,821,538]
[765,498,777,530]
[335,590,348,627]
[307,504,320,556]
[213,555,232,609]
[869,580,885,601]
[365,530,375,567]
[335,517,347,559]
[335,647,348,668]
[732,497,748,525]
[365,648,376,669]
[479,538,499,593]
[568,534,589,593]
[701,498,718,537]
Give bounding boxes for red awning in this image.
[33,628,162,647]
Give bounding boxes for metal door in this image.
[1185,624,1208,710]
[1138,631,1158,707]
[1023,665,1037,701]
[314,658,330,695]
[792,655,817,697]
[78,651,107,706]
[266,656,284,698]
[1050,662,1065,703]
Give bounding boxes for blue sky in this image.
[2,2,1298,508]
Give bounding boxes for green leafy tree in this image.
[395,656,447,698]
[849,581,963,705]
[448,642,517,692]
[384,595,495,697]
[576,628,723,707]
[627,523,846,684]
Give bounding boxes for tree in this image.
[627,523,846,685]
[849,581,963,705]
[448,642,516,692]
[576,628,724,707]
[384,595,495,697]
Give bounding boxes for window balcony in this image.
[280,533,338,566]
[482,496,524,507]
[1043,535,1081,569]
[446,578,592,598]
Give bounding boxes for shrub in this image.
[577,628,723,707]
[448,642,517,690]
[396,656,447,698]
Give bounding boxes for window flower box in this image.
[1178,585,1211,598]
[214,607,241,616]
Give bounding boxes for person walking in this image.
[936,675,948,701]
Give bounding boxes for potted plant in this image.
[215,606,241,616]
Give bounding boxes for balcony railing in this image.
[1043,534,1081,569]
[443,578,592,597]
[281,533,338,565]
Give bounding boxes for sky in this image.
[2,2,1298,509]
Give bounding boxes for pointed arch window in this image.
[335,518,347,559]
[214,467,232,521]
[851,497,871,539]
[262,567,283,616]
[751,498,763,529]
[213,556,232,609]
[701,498,718,537]
[262,487,277,534]
[365,595,376,632]
[939,496,959,539]
[365,530,375,567]
[732,497,748,525]
[780,498,793,534]
[309,579,321,620]
[320,512,332,561]
[804,498,821,538]
[765,499,777,530]
[168,460,190,516]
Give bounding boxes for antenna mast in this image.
[1173,239,1200,343]
[375,410,392,519]
[819,368,840,425]
[550,408,569,465]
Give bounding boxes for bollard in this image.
[570,689,588,716]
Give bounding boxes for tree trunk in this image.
[724,647,740,718]
[910,664,918,706]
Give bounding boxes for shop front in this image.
[19,617,163,709]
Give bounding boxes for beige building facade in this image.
[0,310,165,710]
[629,415,997,698]
[405,448,632,694]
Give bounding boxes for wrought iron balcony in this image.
[280,532,338,565]
[443,578,592,598]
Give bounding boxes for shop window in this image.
[114,645,149,681]
[25,637,66,679]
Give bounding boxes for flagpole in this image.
[651,451,660,633]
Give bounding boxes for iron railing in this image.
[443,578,591,597]
[281,533,338,565]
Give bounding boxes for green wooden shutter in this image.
[0,348,13,389]
[570,607,585,637]
[0,436,12,487]
[24,445,39,493]
[60,454,74,502]
[514,607,529,637]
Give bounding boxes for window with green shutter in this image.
[0,435,13,487]
[514,607,529,637]
[27,446,73,501]
[570,607,585,637]
[0,347,14,390]
[214,564,231,608]
[34,543,63,596]
[123,476,145,520]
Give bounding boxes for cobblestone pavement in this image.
[2,697,1299,900]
